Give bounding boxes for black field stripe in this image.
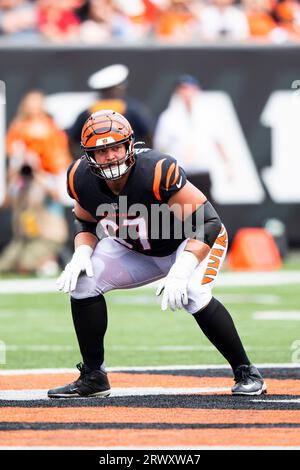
[1,422,300,431]
[119,368,300,380]
[0,395,299,410]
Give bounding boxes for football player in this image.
[48,110,266,398]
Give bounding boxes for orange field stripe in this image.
[0,374,299,395]
[0,373,232,390]
[110,374,229,389]
[1,408,300,425]
[0,428,299,447]
[110,377,300,395]
[264,379,300,395]
[0,373,78,390]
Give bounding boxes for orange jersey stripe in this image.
[208,255,221,270]
[153,158,166,201]
[165,163,175,191]
[68,159,81,202]
[211,248,225,257]
[171,163,180,185]
[203,267,217,277]
[216,230,228,248]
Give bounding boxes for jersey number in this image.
[99,217,151,251]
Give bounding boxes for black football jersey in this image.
[67,149,187,256]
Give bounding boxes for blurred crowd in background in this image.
[0,90,71,276]
[1,0,300,44]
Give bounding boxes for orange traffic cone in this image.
[227,228,282,271]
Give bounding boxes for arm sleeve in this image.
[74,216,97,239]
[152,155,187,202]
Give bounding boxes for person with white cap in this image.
[154,74,232,202]
[68,63,153,148]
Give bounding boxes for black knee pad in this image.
[70,294,105,307]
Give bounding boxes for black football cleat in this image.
[232,364,267,396]
[48,363,111,398]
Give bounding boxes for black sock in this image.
[193,297,250,371]
[71,294,108,371]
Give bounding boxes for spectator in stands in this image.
[154,74,232,201]
[6,90,72,199]
[37,0,81,43]
[1,90,70,275]
[198,0,249,40]
[0,0,39,42]
[274,0,300,39]
[242,0,286,41]
[113,0,161,38]
[155,0,199,42]
[0,157,69,276]
[1,0,300,44]
[79,0,137,44]
[68,63,153,149]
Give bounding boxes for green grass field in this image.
[1,282,299,369]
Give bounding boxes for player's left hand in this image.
[156,250,199,311]
[156,276,188,311]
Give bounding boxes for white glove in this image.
[57,245,94,293]
[156,251,199,311]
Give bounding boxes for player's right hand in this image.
[57,245,94,293]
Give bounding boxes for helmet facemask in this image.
[84,137,135,180]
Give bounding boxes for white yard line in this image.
[3,345,78,352]
[0,271,299,294]
[0,295,282,309]
[0,386,231,401]
[0,344,286,353]
[253,399,300,403]
[253,311,300,320]
[216,271,300,287]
